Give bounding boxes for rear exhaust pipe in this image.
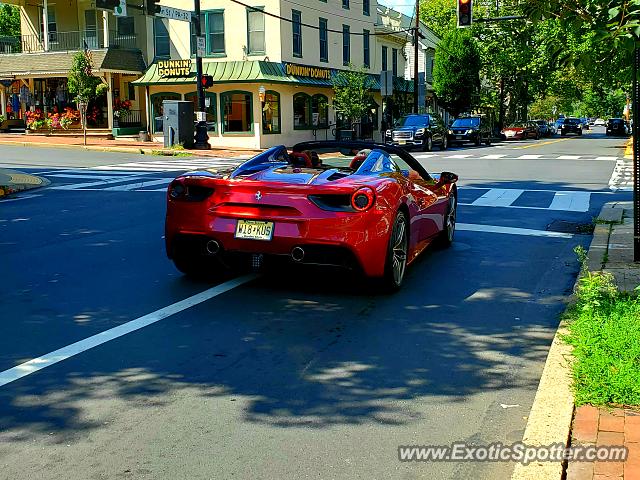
[206,240,220,255]
[291,246,305,262]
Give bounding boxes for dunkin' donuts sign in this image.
[158,59,192,78]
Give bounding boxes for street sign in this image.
[114,0,127,17]
[158,6,192,22]
[380,70,393,97]
[196,36,206,58]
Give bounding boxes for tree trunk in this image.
[498,77,506,132]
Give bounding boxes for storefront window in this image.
[263,91,280,134]
[312,94,328,128]
[151,92,180,133]
[293,92,311,129]
[221,91,253,133]
[186,92,217,131]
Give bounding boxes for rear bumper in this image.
[166,211,392,277]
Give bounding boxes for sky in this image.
[380,0,416,16]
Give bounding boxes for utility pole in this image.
[633,47,640,261]
[413,0,419,114]
[193,0,210,149]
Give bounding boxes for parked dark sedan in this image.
[385,114,448,151]
[606,118,630,136]
[533,120,550,137]
[447,116,492,146]
[560,117,583,136]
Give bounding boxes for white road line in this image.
[0,275,258,388]
[596,156,618,161]
[51,176,151,190]
[414,154,438,159]
[102,178,173,191]
[482,154,507,159]
[548,191,592,212]
[558,155,581,160]
[447,154,473,158]
[518,154,542,159]
[458,223,573,238]
[471,188,525,207]
[46,174,124,180]
[0,194,43,203]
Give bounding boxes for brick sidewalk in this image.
[0,133,261,158]
[568,405,640,480]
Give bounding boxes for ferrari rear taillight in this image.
[351,187,375,212]
[168,180,214,202]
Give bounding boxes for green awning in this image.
[133,60,414,92]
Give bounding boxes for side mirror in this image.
[436,171,458,188]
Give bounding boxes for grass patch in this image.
[564,266,640,406]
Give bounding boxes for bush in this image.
[565,271,640,406]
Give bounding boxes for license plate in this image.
[506,131,515,137]
[456,135,463,139]
[235,220,274,241]
[398,140,406,145]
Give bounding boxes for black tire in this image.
[485,135,492,146]
[381,211,409,292]
[172,243,226,281]
[578,130,583,136]
[474,135,481,146]
[440,135,448,151]
[435,192,457,248]
[422,135,433,152]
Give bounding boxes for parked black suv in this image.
[606,118,630,136]
[447,116,492,146]
[385,113,448,151]
[560,117,582,136]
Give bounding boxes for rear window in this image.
[564,118,580,124]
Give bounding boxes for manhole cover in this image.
[546,220,595,234]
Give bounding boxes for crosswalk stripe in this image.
[448,154,473,158]
[471,188,525,207]
[414,154,437,159]
[558,155,581,159]
[481,154,506,159]
[548,191,591,212]
[46,174,123,180]
[51,176,150,190]
[102,178,173,191]
[596,156,618,161]
[518,154,542,159]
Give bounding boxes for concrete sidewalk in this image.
[0,133,261,158]
[0,168,50,197]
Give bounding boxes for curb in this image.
[510,202,622,480]
[0,139,261,158]
[0,170,51,198]
[624,137,633,159]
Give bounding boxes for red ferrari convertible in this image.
[165,141,458,291]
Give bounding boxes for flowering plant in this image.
[114,98,132,118]
[86,105,103,126]
[25,109,46,130]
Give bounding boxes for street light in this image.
[77,100,88,146]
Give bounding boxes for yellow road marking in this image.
[514,138,571,149]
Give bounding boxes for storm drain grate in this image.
[546,220,595,235]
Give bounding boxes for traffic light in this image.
[458,0,473,27]
[146,0,161,16]
[201,75,213,89]
[96,0,120,10]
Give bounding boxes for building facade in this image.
[0,1,151,134]
[134,0,415,149]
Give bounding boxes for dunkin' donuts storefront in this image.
[134,59,412,149]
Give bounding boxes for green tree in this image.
[67,51,108,103]
[331,67,373,128]
[432,29,481,117]
[0,4,20,37]
[419,0,456,38]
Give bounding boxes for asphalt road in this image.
[0,128,633,479]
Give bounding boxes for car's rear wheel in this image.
[381,211,408,292]
[436,192,457,248]
[172,243,227,280]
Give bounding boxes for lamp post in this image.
[258,85,266,133]
[78,100,88,146]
